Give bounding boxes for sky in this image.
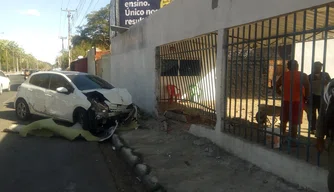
[0,0,110,64]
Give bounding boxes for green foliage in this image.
[72,4,110,50]
[55,4,110,70]
[0,39,51,71]
[56,51,69,70]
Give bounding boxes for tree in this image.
[55,4,110,69]
[71,41,92,60]
[0,39,51,71]
[72,4,110,50]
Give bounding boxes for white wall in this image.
[109,0,333,114]
[101,54,111,84]
[87,48,96,75]
[295,40,334,78]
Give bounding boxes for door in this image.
[0,71,9,89]
[45,74,75,121]
[27,74,50,113]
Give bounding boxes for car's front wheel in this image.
[16,99,31,121]
[74,108,89,130]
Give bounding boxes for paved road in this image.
[0,75,145,192]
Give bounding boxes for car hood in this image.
[82,88,132,106]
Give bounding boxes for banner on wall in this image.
[119,0,173,28]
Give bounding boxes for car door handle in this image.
[45,94,52,97]
[28,88,33,92]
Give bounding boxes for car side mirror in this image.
[56,87,69,94]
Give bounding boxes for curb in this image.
[110,134,166,192]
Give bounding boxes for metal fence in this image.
[223,3,334,167]
[157,33,217,124]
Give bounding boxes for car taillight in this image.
[17,86,20,92]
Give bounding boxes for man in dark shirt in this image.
[316,79,334,191]
[307,61,331,134]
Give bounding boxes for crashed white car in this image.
[14,71,137,135]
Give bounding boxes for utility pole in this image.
[0,32,4,71]
[59,36,67,52]
[61,9,76,68]
[12,50,14,73]
[16,57,19,72]
[6,49,8,72]
[59,36,67,69]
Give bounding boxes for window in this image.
[179,60,201,76]
[49,74,73,92]
[161,60,178,76]
[0,72,5,77]
[66,74,114,91]
[29,74,50,89]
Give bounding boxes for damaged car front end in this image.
[83,90,138,138]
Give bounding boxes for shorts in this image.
[281,101,304,125]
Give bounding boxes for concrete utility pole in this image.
[6,49,8,72]
[12,50,14,72]
[61,9,76,68]
[16,57,19,72]
[0,32,4,71]
[59,36,67,52]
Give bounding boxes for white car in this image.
[15,71,136,132]
[0,71,10,94]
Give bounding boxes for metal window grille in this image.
[157,33,218,125]
[223,3,334,167]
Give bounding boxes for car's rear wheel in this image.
[74,108,89,130]
[16,99,31,121]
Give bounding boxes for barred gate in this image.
[223,3,334,167]
[157,33,217,124]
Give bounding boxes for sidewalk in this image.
[117,114,314,192]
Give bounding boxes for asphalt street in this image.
[0,74,145,192]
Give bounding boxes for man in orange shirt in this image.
[276,60,310,146]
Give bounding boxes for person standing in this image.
[316,79,334,191]
[307,61,331,134]
[276,60,310,147]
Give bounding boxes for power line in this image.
[58,0,64,36]
[67,0,71,9]
[78,0,94,27]
[73,0,86,26]
[92,0,100,11]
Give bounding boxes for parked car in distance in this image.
[15,71,136,131]
[0,70,10,94]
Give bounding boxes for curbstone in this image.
[134,163,150,179]
[112,133,165,191]
[120,147,140,167]
[142,174,162,192]
[111,134,124,150]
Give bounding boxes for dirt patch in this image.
[119,117,315,192]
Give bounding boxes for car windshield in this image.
[66,74,114,91]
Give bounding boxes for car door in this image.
[0,71,9,89]
[45,74,75,121]
[27,74,50,114]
